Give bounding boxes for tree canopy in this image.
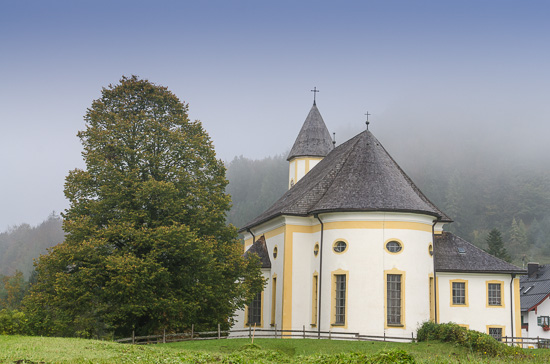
[24,76,264,338]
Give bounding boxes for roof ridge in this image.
[310,134,362,213]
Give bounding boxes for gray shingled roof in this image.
[243,236,271,269]
[434,232,525,274]
[287,104,333,161]
[241,130,450,231]
[520,265,550,311]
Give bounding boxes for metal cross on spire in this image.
[311,87,319,105]
[365,111,371,130]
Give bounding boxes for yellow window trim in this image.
[244,290,264,328]
[428,243,433,257]
[458,324,470,329]
[273,245,278,260]
[450,279,469,307]
[332,238,349,254]
[271,275,277,326]
[331,269,349,329]
[384,238,404,255]
[486,280,505,308]
[311,272,319,326]
[314,242,320,257]
[486,325,506,342]
[384,268,406,329]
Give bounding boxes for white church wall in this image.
[292,212,437,338]
[437,272,516,338]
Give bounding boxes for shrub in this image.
[0,309,29,335]
[417,321,511,357]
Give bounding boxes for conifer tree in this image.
[485,228,511,262]
[24,76,264,338]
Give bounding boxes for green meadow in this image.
[2,336,550,364]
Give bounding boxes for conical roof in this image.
[287,104,333,161]
[241,130,451,231]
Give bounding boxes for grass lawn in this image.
[2,335,550,363]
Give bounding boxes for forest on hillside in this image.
[1,148,550,282]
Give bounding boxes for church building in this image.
[233,101,526,340]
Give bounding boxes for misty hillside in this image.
[226,147,550,266]
[0,212,64,278]
[2,148,549,279]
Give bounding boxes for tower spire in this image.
[365,111,371,130]
[311,87,319,105]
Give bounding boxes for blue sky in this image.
[1,0,549,230]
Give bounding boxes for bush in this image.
[417,321,510,357]
[371,349,416,363]
[0,309,29,335]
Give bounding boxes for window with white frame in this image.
[452,282,466,305]
[334,274,346,325]
[488,283,502,306]
[488,327,502,341]
[387,274,402,325]
[247,291,262,325]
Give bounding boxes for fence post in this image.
[383,332,386,342]
[274,324,277,339]
[191,324,194,341]
[329,328,331,340]
[411,332,414,343]
[132,330,135,345]
[303,325,305,339]
[163,328,166,344]
[249,325,252,339]
[218,324,221,339]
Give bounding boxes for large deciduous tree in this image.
[24,76,264,338]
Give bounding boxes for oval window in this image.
[428,244,433,257]
[386,241,402,253]
[273,246,278,259]
[314,243,319,256]
[333,240,347,253]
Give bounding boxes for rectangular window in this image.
[452,282,466,305]
[311,274,318,325]
[334,274,346,325]
[488,283,502,306]
[271,277,276,325]
[387,274,402,325]
[538,316,550,327]
[248,291,262,325]
[488,327,503,341]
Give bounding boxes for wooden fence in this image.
[116,325,416,345]
[502,336,550,349]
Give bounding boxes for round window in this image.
[333,240,347,253]
[314,243,319,256]
[386,241,402,253]
[273,246,278,259]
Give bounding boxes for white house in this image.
[233,101,526,341]
[520,263,550,339]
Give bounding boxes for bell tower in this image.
[287,101,332,188]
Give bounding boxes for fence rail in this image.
[115,325,416,345]
[502,336,550,349]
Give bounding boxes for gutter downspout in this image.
[315,214,324,339]
[432,219,438,324]
[510,274,516,339]
[247,228,256,244]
